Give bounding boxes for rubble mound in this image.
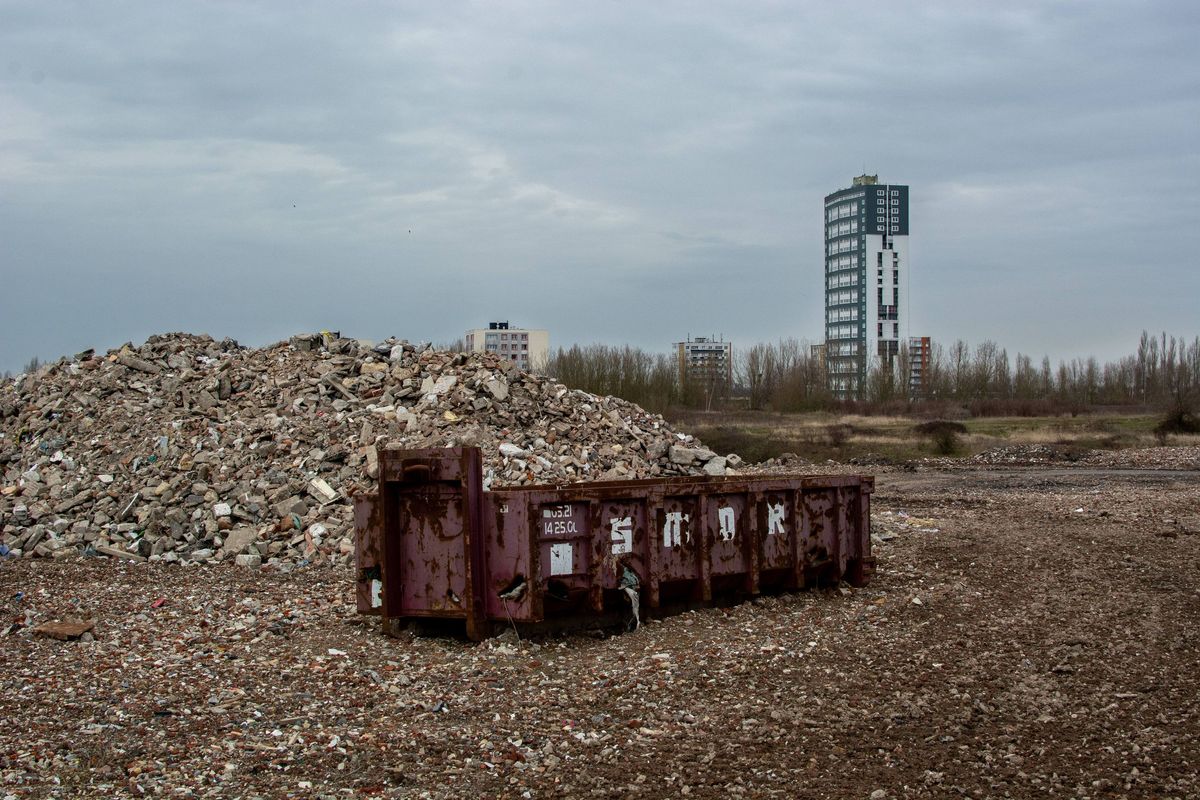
[0,333,731,568]
[969,444,1083,466]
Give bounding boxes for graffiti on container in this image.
[718,506,736,541]
[767,503,786,535]
[663,511,691,547]
[610,516,633,554]
[357,448,876,641]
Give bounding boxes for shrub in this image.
[691,426,806,464]
[913,420,967,455]
[1153,407,1200,444]
[825,424,852,448]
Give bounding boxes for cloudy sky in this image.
[2,1,1197,374]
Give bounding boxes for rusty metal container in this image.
[354,447,874,640]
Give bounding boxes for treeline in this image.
[739,338,827,411]
[542,344,682,414]
[859,331,1200,412]
[541,331,1200,417]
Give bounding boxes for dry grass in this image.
[672,409,1168,463]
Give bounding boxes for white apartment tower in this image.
[823,174,909,399]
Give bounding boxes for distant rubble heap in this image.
[0,333,738,568]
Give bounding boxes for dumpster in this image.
[354,447,874,640]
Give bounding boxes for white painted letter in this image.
[718,507,736,541]
[767,503,786,536]
[610,516,633,555]
[662,511,690,548]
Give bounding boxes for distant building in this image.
[908,336,931,399]
[464,321,548,371]
[675,336,733,394]
[810,343,827,387]
[824,174,910,399]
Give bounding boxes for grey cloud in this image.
[1,1,1198,373]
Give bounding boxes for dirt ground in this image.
[1,460,1198,799]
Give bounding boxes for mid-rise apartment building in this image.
[823,174,909,399]
[463,321,548,371]
[675,336,733,392]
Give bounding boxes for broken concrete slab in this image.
[220,526,259,558]
[32,619,96,640]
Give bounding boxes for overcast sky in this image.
[2,1,1198,374]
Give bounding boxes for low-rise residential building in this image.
[464,321,548,371]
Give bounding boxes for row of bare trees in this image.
[542,344,682,414]
[542,331,1199,416]
[859,331,1200,410]
[737,338,827,411]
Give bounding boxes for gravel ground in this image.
[1,460,1198,799]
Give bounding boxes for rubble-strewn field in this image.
[2,460,1197,799]
[3,336,1199,797]
[680,409,1199,467]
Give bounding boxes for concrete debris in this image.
[307,478,339,505]
[31,619,95,640]
[1,465,1198,796]
[0,332,733,569]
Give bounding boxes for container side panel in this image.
[485,494,534,622]
[354,494,384,616]
[657,496,700,582]
[759,489,795,571]
[836,488,852,576]
[398,488,468,615]
[801,488,838,580]
[707,494,749,577]
[596,500,647,589]
[535,501,592,587]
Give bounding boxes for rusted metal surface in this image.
[353,494,383,616]
[355,447,874,640]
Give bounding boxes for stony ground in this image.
[1,459,1198,799]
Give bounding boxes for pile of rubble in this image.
[968,444,1076,467]
[0,333,735,568]
[964,443,1200,470]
